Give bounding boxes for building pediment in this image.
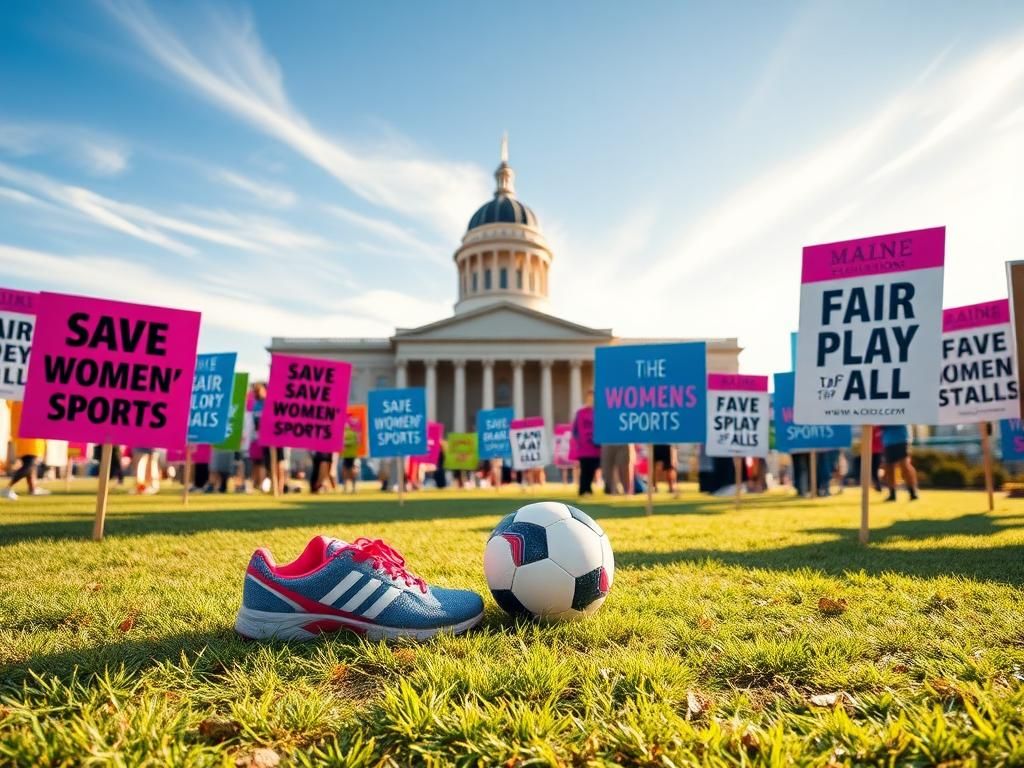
[394,302,612,342]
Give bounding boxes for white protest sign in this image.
[0,288,36,400]
[939,299,1018,424]
[795,227,945,425]
[705,374,770,458]
[509,417,548,470]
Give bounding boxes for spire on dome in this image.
[494,132,515,196]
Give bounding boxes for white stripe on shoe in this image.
[319,571,362,606]
[361,586,401,619]
[341,580,382,612]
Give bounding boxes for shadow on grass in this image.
[0,492,742,544]
[616,513,1024,585]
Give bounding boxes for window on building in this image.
[499,268,508,289]
[484,269,492,290]
[516,268,523,289]
[472,272,478,292]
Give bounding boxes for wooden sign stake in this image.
[183,443,192,506]
[859,427,872,544]
[397,457,405,507]
[269,446,280,497]
[92,443,113,542]
[809,449,818,498]
[980,421,995,512]
[734,456,742,509]
[646,443,654,516]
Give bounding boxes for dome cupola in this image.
[453,135,553,315]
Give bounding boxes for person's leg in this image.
[885,459,897,501]
[900,455,919,499]
[601,446,615,494]
[871,452,882,492]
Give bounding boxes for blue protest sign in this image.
[368,387,427,457]
[1000,418,1024,461]
[594,342,706,445]
[773,372,852,453]
[477,407,514,460]
[187,352,237,444]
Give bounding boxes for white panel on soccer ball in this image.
[568,505,604,536]
[483,535,516,590]
[545,518,604,577]
[513,501,571,527]
[511,559,575,616]
[600,535,615,588]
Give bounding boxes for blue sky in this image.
[1,0,1023,378]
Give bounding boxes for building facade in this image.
[270,141,741,435]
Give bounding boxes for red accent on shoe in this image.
[344,538,428,593]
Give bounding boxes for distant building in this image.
[270,139,741,435]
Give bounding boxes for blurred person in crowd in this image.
[2,401,49,500]
[653,443,678,496]
[572,390,601,496]
[882,424,919,501]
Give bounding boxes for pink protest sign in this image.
[942,299,1010,333]
[20,292,200,447]
[166,444,212,463]
[707,373,769,392]
[259,353,352,451]
[795,227,945,425]
[553,423,574,468]
[939,298,1018,425]
[414,421,444,465]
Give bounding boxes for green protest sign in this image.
[446,432,478,470]
[215,372,249,451]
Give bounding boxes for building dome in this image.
[453,135,553,315]
[467,195,538,231]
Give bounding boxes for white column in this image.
[482,359,495,411]
[453,359,466,432]
[512,360,525,418]
[425,360,437,422]
[540,360,554,441]
[569,359,583,415]
[396,361,408,389]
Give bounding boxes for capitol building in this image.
[270,141,741,435]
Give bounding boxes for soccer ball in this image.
[484,501,614,620]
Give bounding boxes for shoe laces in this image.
[346,538,427,593]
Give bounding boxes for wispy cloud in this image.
[0,120,131,176]
[0,243,449,371]
[323,205,443,261]
[101,0,490,239]
[0,160,329,257]
[209,167,296,207]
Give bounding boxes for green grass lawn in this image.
[2,482,1024,766]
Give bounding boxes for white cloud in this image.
[0,244,447,361]
[0,160,330,257]
[101,0,490,239]
[210,168,296,207]
[0,120,131,176]
[323,205,443,261]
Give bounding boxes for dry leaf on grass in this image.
[808,692,842,707]
[686,691,711,719]
[85,582,103,592]
[235,748,280,768]
[117,612,138,633]
[198,717,241,743]
[817,597,848,615]
[697,616,715,631]
[739,727,760,751]
[393,647,417,665]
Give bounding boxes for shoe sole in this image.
[234,605,483,642]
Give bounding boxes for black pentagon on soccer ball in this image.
[572,566,609,611]
[490,588,532,618]
[489,521,548,566]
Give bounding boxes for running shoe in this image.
[235,535,484,641]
